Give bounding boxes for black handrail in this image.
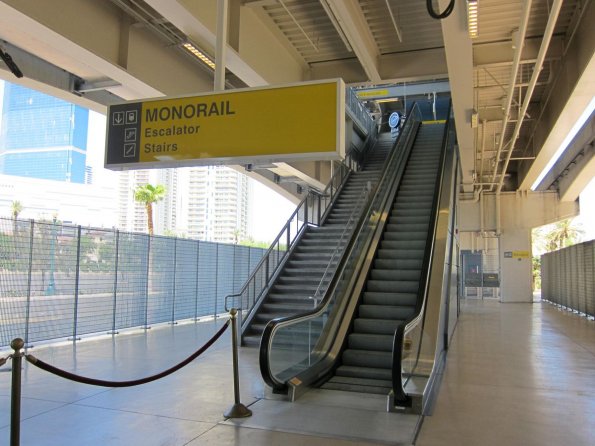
[260,106,421,391]
[391,100,453,406]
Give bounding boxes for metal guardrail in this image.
[346,87,376,135]
[0,217,266,348]
[223,159,352,316]
[541,241,595,319]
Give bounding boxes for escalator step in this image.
[373,258,423,270]
[362,291,418,306]
[367,279,419,293]
[321,378,391,395]
[376,249,425,260]
[353,318,405,334]
[334,364,392,381]
[370,269,421,281]
[342,349,392,369]
[348,333,393,351]
[359,304,415,320]
[383,231,428,241]
[380,240,426,250]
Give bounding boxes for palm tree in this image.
[544,218,583,252]
[11,200,23,235]
[11,200,23,220]
[134,184,166,235]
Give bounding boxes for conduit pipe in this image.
[496,0,563,194]
[489,0,533,192]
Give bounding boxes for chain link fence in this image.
[541,240,595,319]
[0,217,265,347]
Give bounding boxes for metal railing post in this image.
[170,238,178,324]
[214,244,219,318]
[109,229,120,334]
[194,240,200,320]
[144,235,151,329]
[224,309,252,419]
[71,226,82,341]
[10,338,24,446]
[24,220,34,347]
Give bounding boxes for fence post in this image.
[109,229,120,334]
[24,220,34,348]
[10,338,24,446]
[170,238,178,324]
[144,235,151,329]
[286,225,290,254]
[223,309,252,419]
[194,240,200,320]
[214,244,219,318]
[71,226,82,341]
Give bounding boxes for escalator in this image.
[260,101,458,412]
[321,123,444,394]
[242,134,396,346]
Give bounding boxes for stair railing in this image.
[310,182,373,308]
[260,104,423,393]
[224,132,377,333]
[391,101,454,408]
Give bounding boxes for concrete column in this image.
[499,228,533,302]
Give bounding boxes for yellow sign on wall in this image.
[105,79,345,170]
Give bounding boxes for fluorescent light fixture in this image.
[531,96,595,190]
[467,0,479,38]
[182,42,216,70]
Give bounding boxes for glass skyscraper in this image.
[0,83,89,183]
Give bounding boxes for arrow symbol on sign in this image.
[115,115,122,124]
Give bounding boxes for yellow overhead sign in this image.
[356,89,389,98]
[105,79,345,170]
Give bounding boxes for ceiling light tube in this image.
[531,97,595,190]
[182,42,216,70]
[467,0,479,38]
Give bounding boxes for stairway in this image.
[242,134,395,346]
[321,123,444,395]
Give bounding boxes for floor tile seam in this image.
[182,422,221,446]
[71,399,221,424]
[0,400,71,429]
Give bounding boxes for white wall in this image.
[458,190,579,302]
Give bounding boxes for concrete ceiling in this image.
[0,0,593,200]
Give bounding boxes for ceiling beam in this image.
[473,36,564,68]
[438,0,474,191]
[321,0,381,83]
[518,0,595,190]
[143,0,268,87]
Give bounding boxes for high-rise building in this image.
[179,166,249,243]
[118,165,249,242]
[0,83,89,183]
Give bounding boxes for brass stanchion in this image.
[223,309,252,418]
[10,338,24,446]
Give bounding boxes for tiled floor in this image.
[1,299,594,445]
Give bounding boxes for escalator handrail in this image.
[260,104,422,391]
[391,100,454,406]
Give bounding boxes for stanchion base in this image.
[224,403,252,418]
